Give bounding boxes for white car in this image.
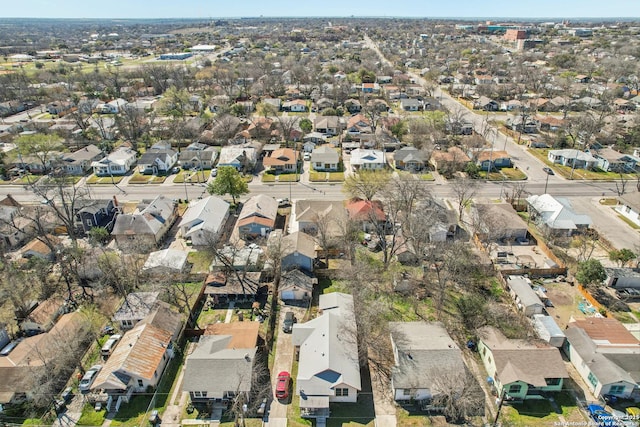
[79,365,102,393]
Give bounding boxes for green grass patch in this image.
[395,407,433,426]
[262,174,276,182]
[187,251,212,273]
[278,174,299,182]
[11,175,40,185]
[149,175,167,184]
[327,172,345,182]
[77,403,106,426]
[528,149,636,180]
[128,172,151,184]
[616,214,640,229]
[500,167,527,180]
[86,174,124,184]
[197,308,228,326]
[478,170,503,180]
[613,311,638,323]
[420,172,434,181]
[309,171,326,182]
[501,391,581,427]
[600,198,618,206]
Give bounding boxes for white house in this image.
[615,193,640,227]
[547,149,597,170]
[527,194,592,236]
[178,196,230,246]
[390,322,466,405]
[92,147,137,176]
[311,146,340,172]
[604,267,640,289]
[60,144,104,175]
[142,249,189,275]
[349,149,386,171]
[564,318,640,401]
[292,293,361,423]
[505,275,545,317]
[279,269,317,302]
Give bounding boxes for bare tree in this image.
[451,177,478,223]
[343,170,391,201]
[431,369,485,423]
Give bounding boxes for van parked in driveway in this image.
[101,334,122,358]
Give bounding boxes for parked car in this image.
[211,168,218,177]
[283,311,296,333]
[275,371,291,399]
[303,152,311,161]
[171,166,181,174]
[61,386,74,403]
[79,365,102,393]
[101,334,122,358]
[587,404,617,427]
[543,167,554,175]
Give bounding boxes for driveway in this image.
[265,306,307,426]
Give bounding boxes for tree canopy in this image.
[206,166,249,204]
[576,259,607,287]
[343,170,391,201]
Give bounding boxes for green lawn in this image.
[327,172,345,182]
[420,172,434,181]
[187,251,212,273]
[500,167,527,180]
[128,172,152,184]
[262,174,276,182]
[278,174,299,182]
[501,391,583,427]
[86,175,124,184]
[77,403,106,426]
[616,214,640,229]
[309,171,327,182]
[174,170,211,184]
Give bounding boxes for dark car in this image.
[283,311,296,333]
[61,387,74,403]
[275,371,291,400]
[543,167,555,175]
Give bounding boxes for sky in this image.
[3,0,640,19]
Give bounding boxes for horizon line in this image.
[1,16,639,21]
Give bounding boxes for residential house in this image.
[91,147,137,176]
[203,271,264,304]
[507,116,539,134]
[527,194,592,236]
[587,147,640,173]
[263,148,298,173]
[96,98,128,114]
[279,269,317,302]
[112,291,159,330]
[179,196,230,246]
[615,192,640,227]
[603,267,640,289]
[236,194,278,240]
[142,249,190,275]
[564,318,640,400]
[473,150,511,171]
[283,99,308,112]
[46,101,73,115]
[0,312,88,408]
[111,196,178,251]
[21,236,60,261]
[178,144,218,170]
[293,293,361,423]
[399,98,422,112]
[346,199,386,232]
[88,116,117,140]
[547,149,597,170]
[92,302,182,413]
[474,203,528,242]
[183,322,260,404]
[394,147,428,171]
[390,322,468,408]
[217,145,258,172]
[74,198,119,234]
[19,298,64,334]
[429,147,471,172]
[0,195,30,249]
[292,199,346,238]
[505,275,545,317]
[59,144,103,175]
[346,114,372,134]
[361,82,380,93]
[263,98,282,112]
[478,326,569,400]
[349,149,386,171]
[314,116,344,136]
[474,96,499,111]
[344,99,362,114]
[311,146,340,171]
[137,142,177,175]
[270,230,316,272]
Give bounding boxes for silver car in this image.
[79,365,102,393]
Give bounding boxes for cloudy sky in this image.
[3,0,640,19]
